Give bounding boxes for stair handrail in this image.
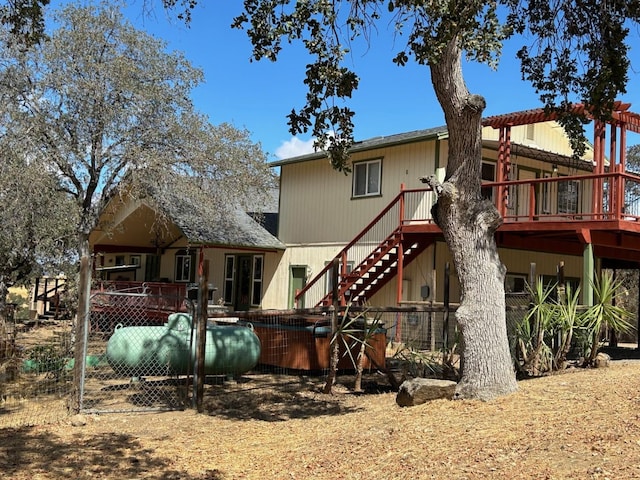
[296,185,433,306]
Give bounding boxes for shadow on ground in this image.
[201,374,368,421]
[0,427,223,480]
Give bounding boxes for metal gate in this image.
[79,288,193,413]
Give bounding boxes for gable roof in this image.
[270,115,595,171]
[143,177,284,251]
[270,126,449,167]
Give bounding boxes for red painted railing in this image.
[296,171,640,307]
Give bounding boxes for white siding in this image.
[278,141,440,244]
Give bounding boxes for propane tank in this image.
[106,313,261,377]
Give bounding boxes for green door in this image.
[289,266,307,308]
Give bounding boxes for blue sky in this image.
[62,1,640,160]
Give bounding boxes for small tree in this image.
[516,279,556,376]
[552,284,582,370]
[0,2,275,411]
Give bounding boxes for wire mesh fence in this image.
[3,289,536,428]
[79,290,197,414]
[0,305,73,429]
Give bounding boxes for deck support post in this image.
[582,242,594,306]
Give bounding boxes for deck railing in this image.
[296,171,640,307]
[91,281,190,316]
[484,171,640,223]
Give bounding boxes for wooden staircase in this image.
[317,229,432,306]
[32,277,69,321]
[294,185,440,308]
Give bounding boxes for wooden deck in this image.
[399,171,640,266]
[297,171,640,307]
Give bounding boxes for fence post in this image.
[443,262,450,353]
[322,258,340,394]
[195,261,209,413]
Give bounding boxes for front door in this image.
[234,255,253,311]
[289,266,307,308]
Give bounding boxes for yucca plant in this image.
[582,271,635,366]
[516,279,557,376]
[552,283,583,370]
[323,304,385,393]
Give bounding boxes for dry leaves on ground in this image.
[2,360,640,480]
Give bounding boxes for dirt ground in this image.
[1,357,640,480]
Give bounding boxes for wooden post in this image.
[443,262,450,353]
[195,260,209,413]
[323,258,340,394]
[529,262,536,287]
[430,269,437,351]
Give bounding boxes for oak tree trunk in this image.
[427,40,518,400]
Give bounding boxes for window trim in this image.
[352,158,382,198]
[223,255,235,304]
[251,255,264,306]
[174,250,193,283]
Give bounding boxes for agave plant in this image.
[582,271,634,366]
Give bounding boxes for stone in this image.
[594,352,611,368]
[396,378,457,407]
[70,414,87,427]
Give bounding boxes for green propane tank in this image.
[106,313,261,377]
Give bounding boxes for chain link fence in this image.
[2,288,536,428]
[79,289,196,413]
[1,303,73,429]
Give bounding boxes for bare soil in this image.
[2,357,640,480]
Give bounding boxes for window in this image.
[115,255,125,266]
[505,274,527,293]
[224,256,235,304]
[525,124,535,141]
[223,254,264,307]
[175,250,193,282]
[558,179,580,214]
[481,162,496,200]
[252,256,263,306]
[352,159,382,197]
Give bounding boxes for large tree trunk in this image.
[427,40,518,400]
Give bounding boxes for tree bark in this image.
[426,39,518,400]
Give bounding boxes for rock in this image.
[70,414,87,427]
[396,378,457,407]
[594,352,611,368]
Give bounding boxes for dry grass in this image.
[2,359,640,479]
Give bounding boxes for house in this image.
[89,177,285,312]
[89,102,640,319]
[269,102,640,314]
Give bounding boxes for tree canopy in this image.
[0,141,76,312]
[0,3,275,400]
[0,1,274,242]
[226,0,640,166]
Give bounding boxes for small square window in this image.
[352,159,382,197]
